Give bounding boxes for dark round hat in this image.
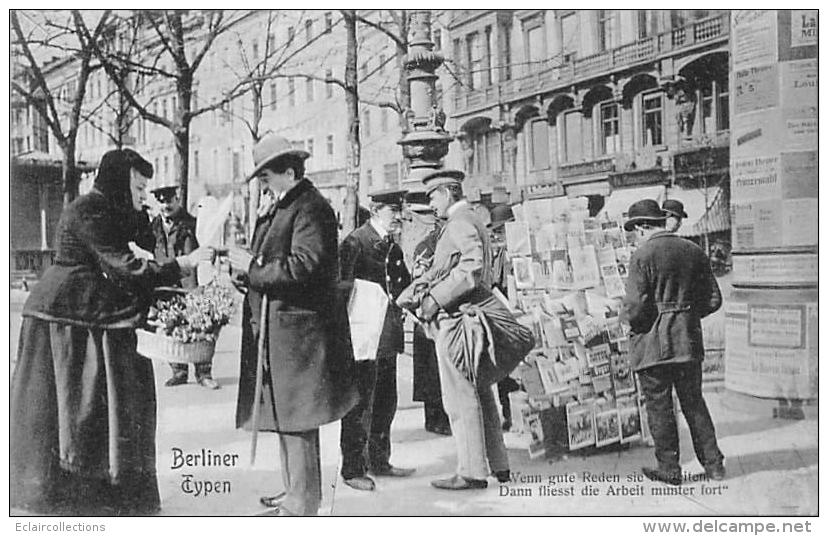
[487,204,515,229]
[662,199,688,219]
[623,199,668,231]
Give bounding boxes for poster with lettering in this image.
[790,10,818,47]
[733,64,779,115]
[731,155,780,201]
[732,10,778,68]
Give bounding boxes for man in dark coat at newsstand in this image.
[337,188,415,492]
[621,198,725,486]
[229,134,358,516]
[408,197,451,436]
[150,183,219,389]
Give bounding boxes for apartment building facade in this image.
[61,10,412,225]
[441,9,732,247]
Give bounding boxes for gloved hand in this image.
[419,293,440,322]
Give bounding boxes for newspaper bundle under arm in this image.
[347,279,389,361]
[195,194,234,284]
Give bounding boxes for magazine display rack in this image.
[499,196,652,457]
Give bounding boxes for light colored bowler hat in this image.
[422,168,465,194]
[248,134,310,182]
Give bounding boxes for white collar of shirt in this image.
[369,217,388,239]
[447,199,468,218]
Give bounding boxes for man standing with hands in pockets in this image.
[227,135,358,516]
[621,199,724,486]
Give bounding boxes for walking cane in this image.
[250,293,269,466]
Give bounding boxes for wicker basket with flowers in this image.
[138,282,236,363]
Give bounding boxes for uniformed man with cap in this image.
[397,169,510,491]
[621,199,724,486]
[662,199,688,233]
[150,183,219,389]
[338,188,415,491]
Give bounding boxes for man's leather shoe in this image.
[431,475,488,490]
[705,463,726,481]
[165,374,188,387]
[426,423,452,436]
[256,505,297,516]
[371,465,415,477]
[197,376,220,390]
[259,492,286,508]
[343,476,376,491]
[642,467,682,486]
[493,470,510,483]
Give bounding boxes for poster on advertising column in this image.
[725,299,817,399]
[732,10,778,67]
[790,10,818,48]
[733,64,779,115]
[731,155,780,201]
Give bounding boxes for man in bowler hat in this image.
[621,199,724,486]
[338,188,415,491]
[662,199,688,233]
[229,134,358,515]
[150,184,219,389]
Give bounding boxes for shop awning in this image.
[672,186,730,237]
[598,185,666,220]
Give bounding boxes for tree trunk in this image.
[396,12,410,130]
[342,10,360,236]
[61,139,78,207]
[174,126,190,210]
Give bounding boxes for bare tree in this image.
[10,10,112,206]
[82,10,254,208]
[340,10,360,236]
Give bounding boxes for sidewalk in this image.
[8,293,818,516]
[152,326,817,516]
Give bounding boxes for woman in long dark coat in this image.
[10,149,206,515]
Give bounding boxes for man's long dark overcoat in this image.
[235,179,358,433]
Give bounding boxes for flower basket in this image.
[139,282,235,364]
[137,328,217,364]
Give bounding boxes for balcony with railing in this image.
[453,13,730,115]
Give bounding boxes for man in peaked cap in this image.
[149,183,218,389]
[230,134,358,515]
[338,187,415,491]
[662,198,688,233]
[398,168,511,491]
[621,199,724,487]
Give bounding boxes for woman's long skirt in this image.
[10,316,160,515]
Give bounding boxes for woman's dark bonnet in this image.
[93,148,154,212]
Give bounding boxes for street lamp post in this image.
[398,10,452,188]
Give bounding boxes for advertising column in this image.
[727,10,818,400]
